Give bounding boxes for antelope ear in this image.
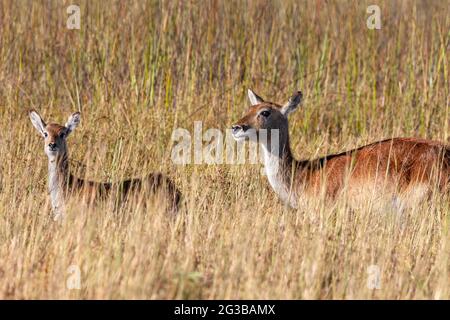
[29,110,46,137]
[65,112,81,135]
[247,89,265,106]
[281,91,303,116]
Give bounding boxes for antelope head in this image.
[231,89,303,142]
[29,110,81,160]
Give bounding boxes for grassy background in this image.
[0,0,448,299]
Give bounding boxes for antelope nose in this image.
[48,143,57,150]
[231,125,241,133]
[232,124,249,133]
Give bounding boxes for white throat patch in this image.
[261,145,298,208]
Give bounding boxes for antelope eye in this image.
[260,110,271,118]
[44,132,48,138]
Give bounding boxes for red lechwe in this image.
[232,89,450,210]
[29,110,181,220]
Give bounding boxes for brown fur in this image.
[67,172,181,212]
[294,138,450,197]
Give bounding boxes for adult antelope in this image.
[29,110,181,220]
[231,89,450,209]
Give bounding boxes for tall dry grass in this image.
[0,0,448,299]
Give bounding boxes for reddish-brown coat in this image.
[294,137,450,197]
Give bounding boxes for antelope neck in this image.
[48,151,70,214]
[260,127,298,208]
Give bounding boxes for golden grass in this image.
[0,0,448,299]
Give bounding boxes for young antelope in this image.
[29,110,181,220]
